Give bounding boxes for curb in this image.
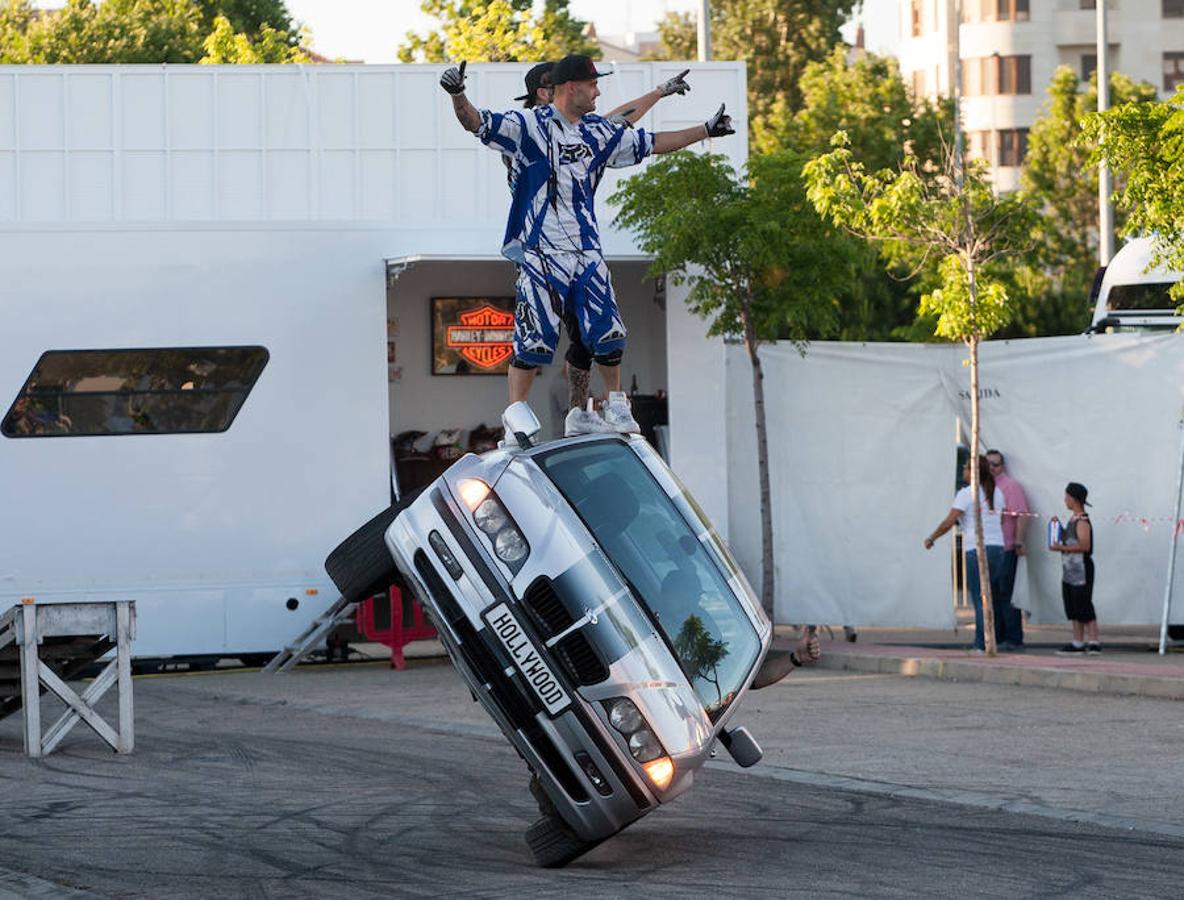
[816,652,1184,701]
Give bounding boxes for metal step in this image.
[262,594,359,675]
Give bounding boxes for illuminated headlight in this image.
[602,698,674,788]
[455,484,529,575]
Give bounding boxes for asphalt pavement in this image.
[1,660,1182,898]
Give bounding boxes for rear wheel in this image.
[323,488,423,602]
[1169,625,1184,641]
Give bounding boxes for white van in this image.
[1089,237,1183,332]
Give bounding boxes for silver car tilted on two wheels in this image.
[326,405,773,867]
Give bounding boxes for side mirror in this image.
[501,401,541,449]
[719,725,762,768]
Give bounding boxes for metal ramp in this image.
[1,599,135,757]
[263,594,358,674]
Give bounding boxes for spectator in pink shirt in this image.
[987,450,1029,650]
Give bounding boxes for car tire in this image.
[524,814,601,868]
[323,488,423,603]
[1169,624,1184,641]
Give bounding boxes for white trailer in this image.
[0,63,745,658]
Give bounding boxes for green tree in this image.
[651,0,856,146]
[398,0,596,64]
[805,137,1037,655]
[200,13,308,62]
[193,0,295,40]
[673,615,729,708]
[0,0,35,63]
[1017,65,1159,334]
[612,150,859,616]
[778,47,951,168]
[1083,87,1184,309]
[779,47,958,341]
[0,0,306,64]
[20,0,205,64]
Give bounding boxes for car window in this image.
[537,440,762,720]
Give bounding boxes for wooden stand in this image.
[2,599,136,758]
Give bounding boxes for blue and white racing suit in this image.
[477,104,654,368]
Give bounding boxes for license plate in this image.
[483,603,571,715]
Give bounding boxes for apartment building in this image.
[898,0,1184,190]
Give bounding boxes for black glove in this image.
[657,69,691,97]
[704,103,735,138]
[440,60,467,95]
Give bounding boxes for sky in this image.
[282,0,900,65]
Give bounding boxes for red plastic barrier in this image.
[356,586,437,669]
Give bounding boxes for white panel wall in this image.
[0,226,395,655]
[0,62,747,247]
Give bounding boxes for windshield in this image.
[536,440,762,720]
[1106,282,1178,311]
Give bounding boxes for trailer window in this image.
[2,347,268,438]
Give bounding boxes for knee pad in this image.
[593,349,623,367]
[565,341,593,371]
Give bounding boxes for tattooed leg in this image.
[568,365,591,412]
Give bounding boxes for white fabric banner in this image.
[725,333,1184,628]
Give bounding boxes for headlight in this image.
[607,698,644,734]
[628,729,663,763]
[474,498,508,534]
[642,756,675,790]
[458,478,491,511]
[494,527,528,564]
[602,697,673,788]
[455,485,529,575]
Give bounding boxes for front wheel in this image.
[524,814,601,868]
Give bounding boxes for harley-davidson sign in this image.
[432,297,515,375]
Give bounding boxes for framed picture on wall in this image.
[431,296,516,376]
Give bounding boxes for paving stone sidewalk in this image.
[784,621,1184,700]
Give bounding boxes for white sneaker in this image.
[603,391,640,434]
[564,406,616,437]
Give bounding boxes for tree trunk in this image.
[743,301,775,619]
[966,282,997,657]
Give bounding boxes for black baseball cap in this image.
[551,54,612,86]
[1065,482,1092,506]
[515,62,554,104]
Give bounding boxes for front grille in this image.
[523,577,572,636]
[522,577,608,687]
[555,633,609,685]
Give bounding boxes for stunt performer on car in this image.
[440,54,735,435]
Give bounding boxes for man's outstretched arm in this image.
[606,69,691,124]
[440,62,481,133]
[652,102,735,154]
